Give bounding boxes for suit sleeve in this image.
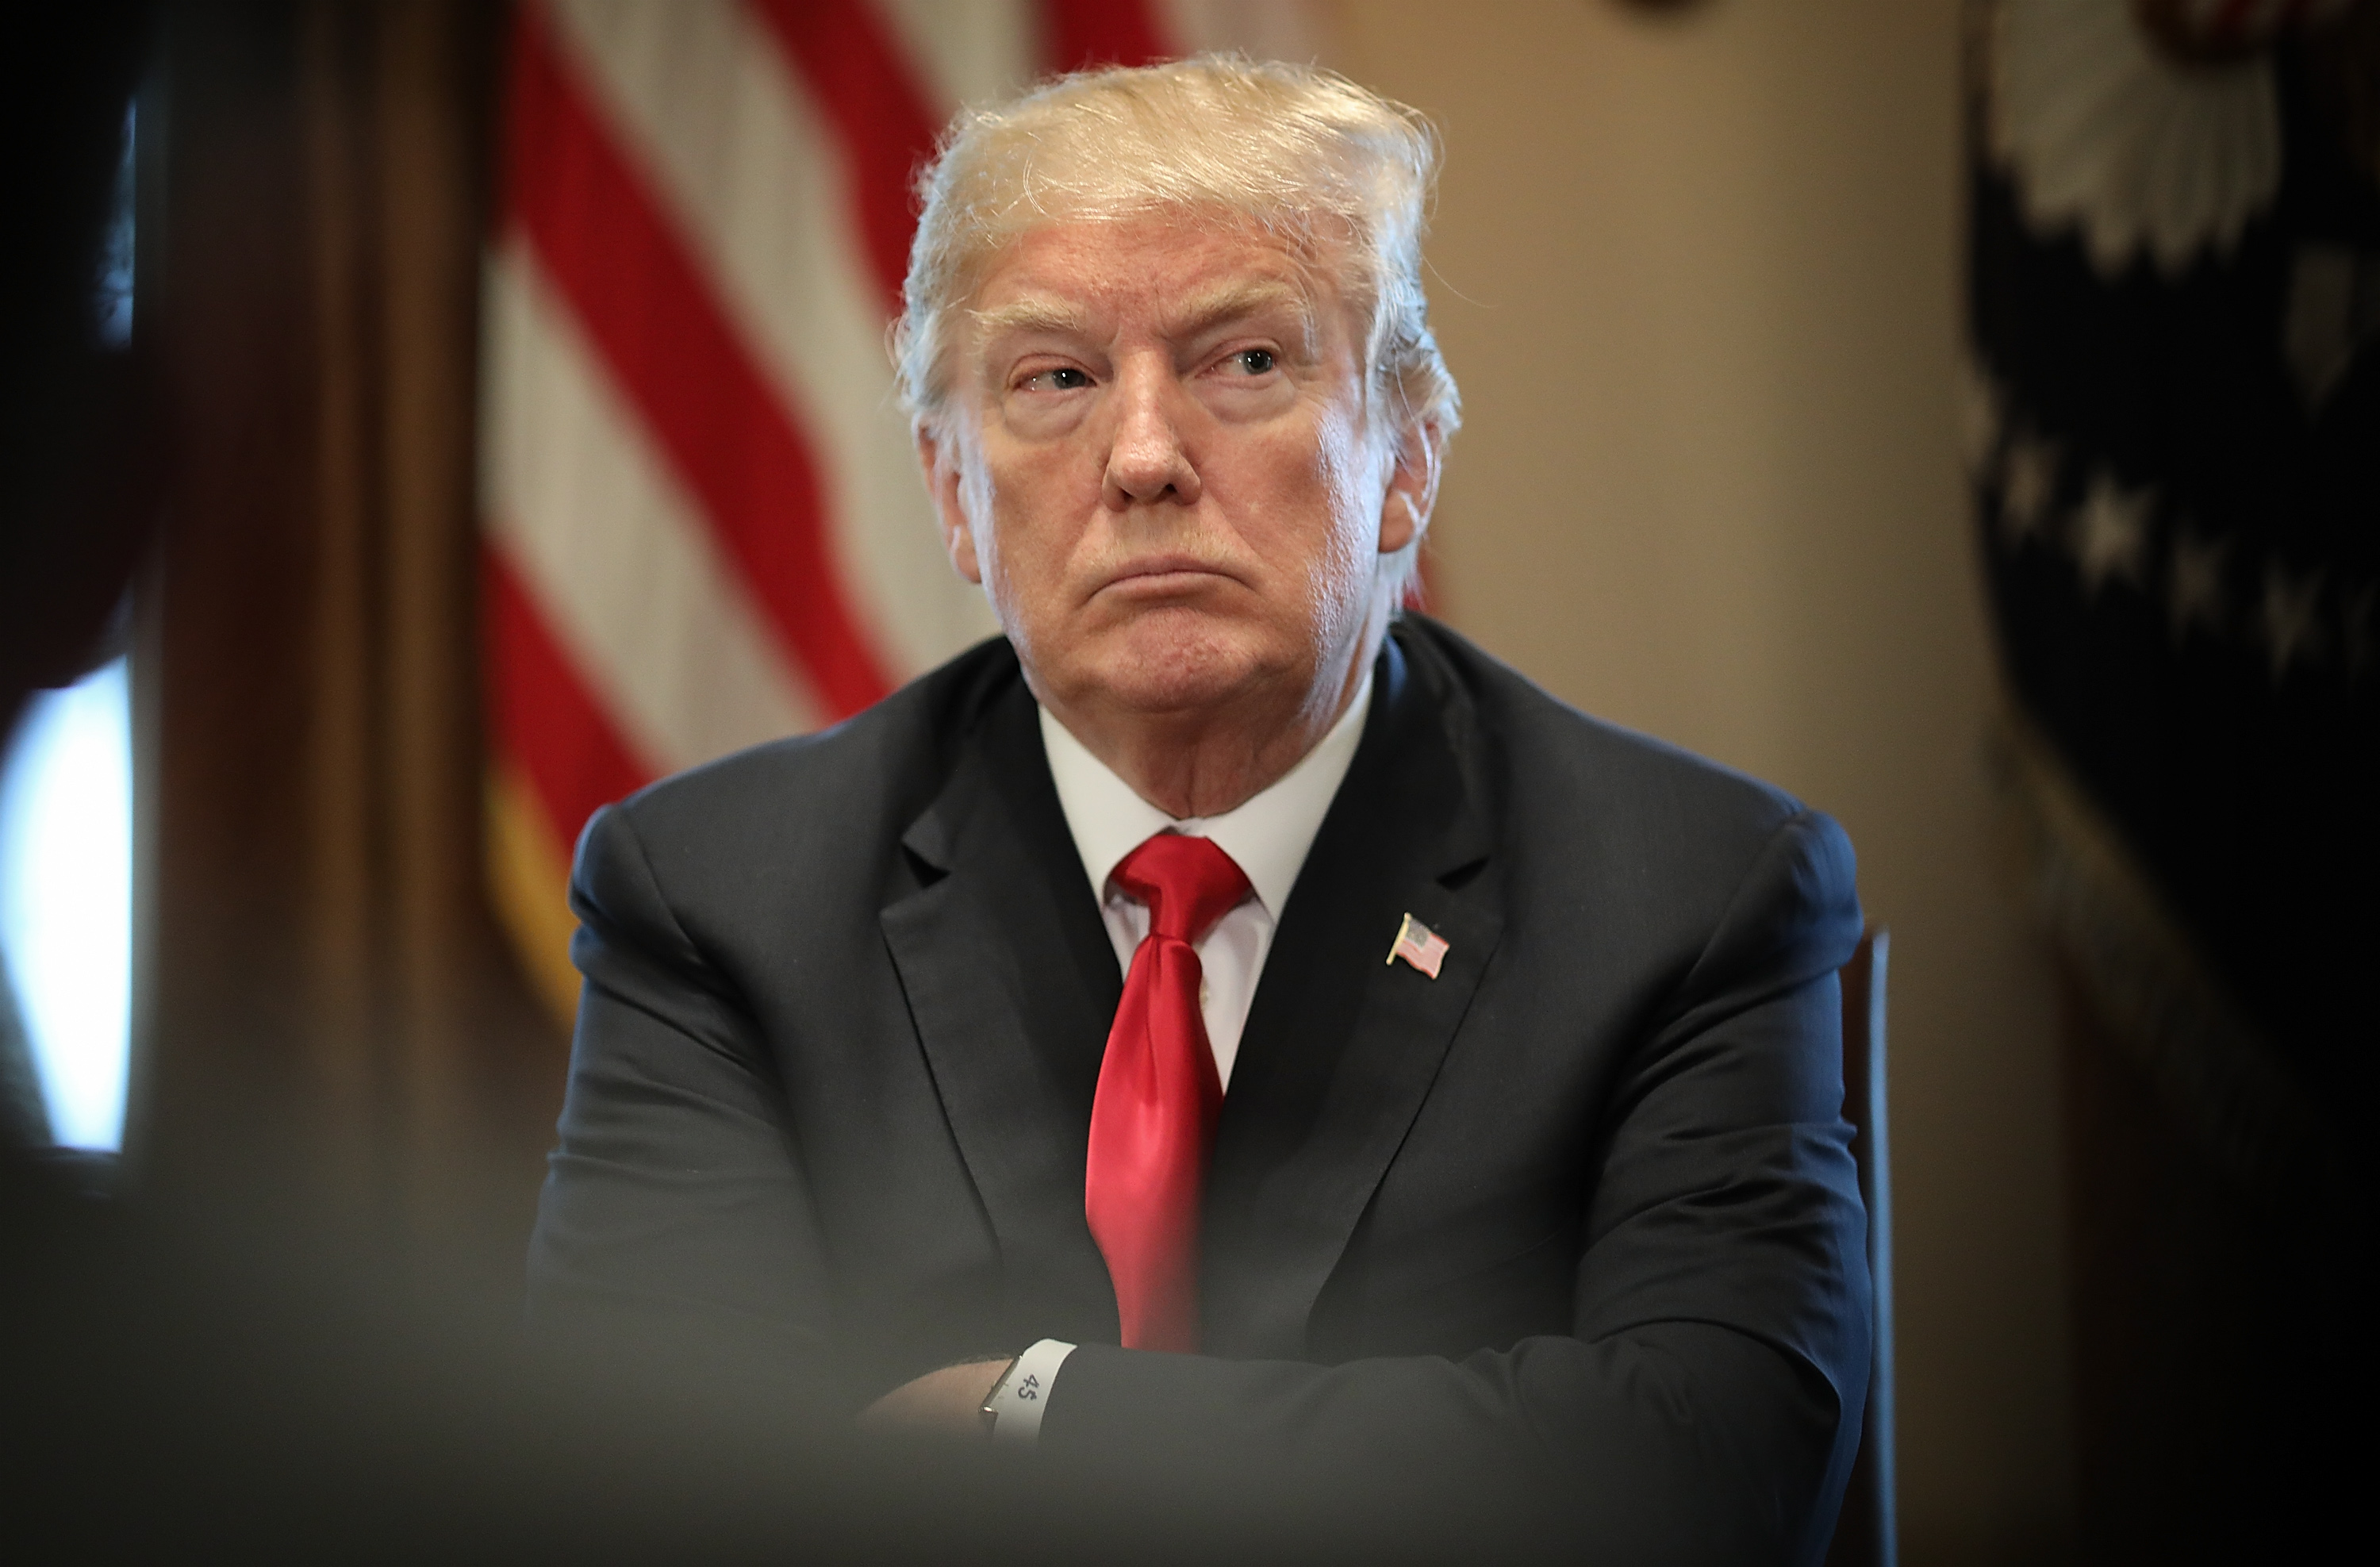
[1036,811,1871,1566]
[525,802,839,1387]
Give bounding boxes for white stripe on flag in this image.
[484,244,823,772]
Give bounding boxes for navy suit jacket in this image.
[529,616,1870,1562]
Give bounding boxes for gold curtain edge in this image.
[485,766,582,1035]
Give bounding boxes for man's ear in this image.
[917,423,983,585]
[1378,417,1441,555]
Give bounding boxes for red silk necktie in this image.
[1084,832,1251,1353]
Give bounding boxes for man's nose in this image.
[1101,362,1202,511]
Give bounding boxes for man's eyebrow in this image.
[968,298,1095,340]
[1162,281,1317,353]
[966,281,1319,351]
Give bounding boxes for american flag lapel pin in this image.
[1388,912,1449,979]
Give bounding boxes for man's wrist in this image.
[980,1338,1077,1448]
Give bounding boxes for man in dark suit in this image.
[529,56,1868,1563]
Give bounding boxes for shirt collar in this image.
[1039,669,1373,919]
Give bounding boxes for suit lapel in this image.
[1203,630,1507,1358]
[879,668,1124,1345]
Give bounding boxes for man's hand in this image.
[858,1358,1014,1438]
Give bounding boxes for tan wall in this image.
[1337,2,2075,1559]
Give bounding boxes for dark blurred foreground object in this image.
[0,1150,1615,1566]
[0,934,1898,1566]
[1968,0,2378,1557]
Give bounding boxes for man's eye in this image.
[1230,348,1277,375]
[1023,367,1091,392]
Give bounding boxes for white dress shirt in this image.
[1038,671,1372,1091]
[986,675,1372,1446]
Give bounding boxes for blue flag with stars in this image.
[1967,0,2375,1182]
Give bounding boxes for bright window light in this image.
[0,658,134,1150]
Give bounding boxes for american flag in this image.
[1389,912,1449,980]
[481,0,1329,1022]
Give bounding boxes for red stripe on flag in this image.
[1040,0,1173,71]
[747,0,942,319]
[501,1,895,720]
[483,543,654,854]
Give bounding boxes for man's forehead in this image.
[964,217,1333,347]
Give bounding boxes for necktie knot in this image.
[1112,832,1251,944]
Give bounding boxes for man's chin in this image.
[1058,624,1292,722]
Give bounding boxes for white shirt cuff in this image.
[985,1338,1076,1448]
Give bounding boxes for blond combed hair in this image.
[893,55,1461,465]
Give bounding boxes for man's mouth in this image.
[1098,555,1236,595]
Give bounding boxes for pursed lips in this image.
[1093,555,1240,597]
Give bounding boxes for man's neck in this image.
[1042,640,1379,820]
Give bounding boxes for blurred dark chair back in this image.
[1825,929,1896,1567]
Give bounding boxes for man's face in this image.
[920,213,1427,734]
